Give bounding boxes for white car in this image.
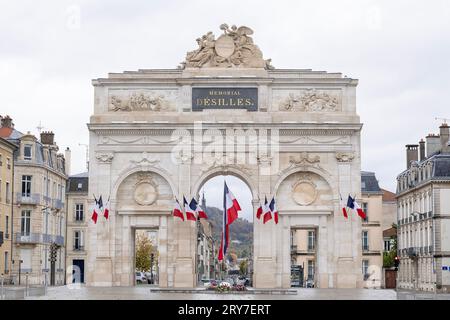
[135,272,147,284]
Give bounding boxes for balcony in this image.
[16,193,40,205]
[15,233,42,244]
[54,235,64,246]
[407,247,417,258]
[52,199,64,211]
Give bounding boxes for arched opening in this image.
[275,170,334,289]
[196,174,254,287]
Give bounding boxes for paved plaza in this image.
[0,285,436,300]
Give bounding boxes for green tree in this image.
[383,226,398,268]
[239,260,248,276]
[135,233,155,272]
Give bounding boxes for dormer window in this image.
[24,144,32,160]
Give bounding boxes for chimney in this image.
[440,123,450,154]
[40,131,55,145]
[1,115,13,128]
[406,144,418,169]
[419,139,426,161]
[65,147,71,176]
[426,134,441,157]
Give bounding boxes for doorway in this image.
[134,229,159,286]
[72,259,85,283]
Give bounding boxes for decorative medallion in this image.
[133,173,158,206]
[335,152,355,163]
[292,175,318,206]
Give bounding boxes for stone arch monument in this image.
[87,24,364,288]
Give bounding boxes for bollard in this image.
[25,273,29,297]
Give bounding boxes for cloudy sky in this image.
[1,1,450,221]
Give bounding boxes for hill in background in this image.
[205,206,253,258]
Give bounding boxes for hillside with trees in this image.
[205,206,253,259]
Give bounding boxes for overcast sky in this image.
[1,1,450,221]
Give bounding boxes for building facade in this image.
[0,131,16,280]
[87,24,365,288]
[65,172,89,284]
[1,116,68,286]
[360,171,384,288]
[397,123,450,292]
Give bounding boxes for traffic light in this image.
[394,256,400,270]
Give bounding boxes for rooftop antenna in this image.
[435,117,449,125]
[36,121,45,134]
[79,143,89,171]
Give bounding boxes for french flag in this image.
[347,195,366,220]
[256,202,263,219]
[172,198,184,221]
[263,196,272,224]
[103,196,110,220]
[218,182,240,261]
[184,196,197,221]
[224,182,240,225]
[91,195,100,224]
[269,197,279,224]
[190,197,208,220]
[340,193,348,219]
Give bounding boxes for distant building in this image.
[197,193,217,281]
[396,123,450,292]
[65,172,89,284]
[0,133,17,280]
[0,115,68,286]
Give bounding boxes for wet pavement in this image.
[21,285,402,300]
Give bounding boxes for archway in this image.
[195,173,255,287]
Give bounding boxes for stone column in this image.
[173,155,196,288]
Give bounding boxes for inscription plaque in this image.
[192,87,258,111]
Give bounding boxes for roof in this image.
[433,155,450,177]
[382,189,396,202]
[67,175,89,193]
[383,227,397,238]
[70,172,89,178]
[0,136,18,151]
[361,171,382,193]
[0,127,23,140]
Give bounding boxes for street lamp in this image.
[12,260,23,285]
[150,253,154,284]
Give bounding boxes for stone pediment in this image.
[180,23,273,70]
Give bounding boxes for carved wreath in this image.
[133,173,158,206]
[291,174,318,206]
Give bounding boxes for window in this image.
[362,231,369,251]
[21,175,32,197]
[5,216,9,238]
[24,144,32,160]
[308,231,315,251]
[384,239,391,252]
[75,204,84,221]
[77,182,83,190]
[0,154,2,166]
[362,260,369,278]
[74,231,83,250]
[6,157,11,169]
[307,260,315,280]
[4,252,8,273]
[21,210,31,236]
[5,182,10,203]
[362,202,369,222]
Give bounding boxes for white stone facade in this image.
[87,64,366,288]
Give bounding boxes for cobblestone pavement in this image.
[20,285,405,300]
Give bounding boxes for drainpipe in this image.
[10,152,15,280]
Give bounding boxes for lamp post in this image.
[12,259,23,286]
[150,253,154,284]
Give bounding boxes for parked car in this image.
[135,272,147,284]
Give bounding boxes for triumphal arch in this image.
[87,24,364,288]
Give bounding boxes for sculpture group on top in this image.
[181,24,273,69]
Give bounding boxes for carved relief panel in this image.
[272,89,342,112]
[108,89,177,112]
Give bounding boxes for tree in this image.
[383,226,398,268]
[135,233,156,272]
[239,260,248,276]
